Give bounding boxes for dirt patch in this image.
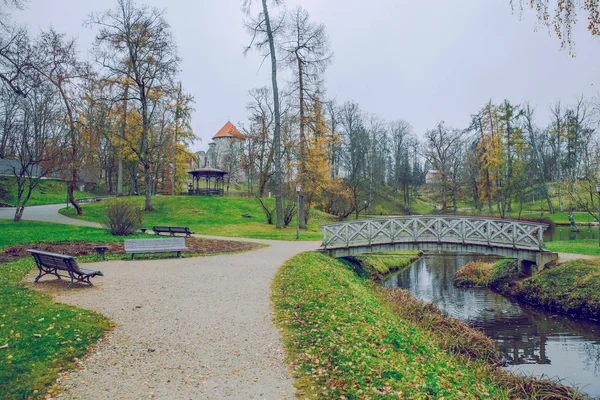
[0,237,263,263]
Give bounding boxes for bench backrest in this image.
[169,227,191,233]
[27,250,80,272]
[124,237,187,252]
[152,226,191,233]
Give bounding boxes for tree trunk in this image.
[14,206,24,222]
[297,55,308,229]
[69,168,82,215]
[261,0,283,229]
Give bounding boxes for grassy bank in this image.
[273,252,507,398]
[546,239,600,256]
[60,196,334,241]
[273,252,585,398]
[343,251,421,281]
[0,220,132,250]
[0,177,98,207]
[454,259,600,320]
[0,258,113,399]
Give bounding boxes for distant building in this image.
[195,122,246,183]
[426,169,441,185]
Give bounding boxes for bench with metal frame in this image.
[124,237,189,259]
[151,226,195,237]
[27,249,103,289]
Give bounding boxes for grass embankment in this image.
[454,259,600,320]
[0,220,129,250]
[343,251,421,281]
[0,177,98,207]
[546,239,600,256]
[61,196,335,241]
[273,252,585,399]
[272,252,507,398]
[0,258,113,399]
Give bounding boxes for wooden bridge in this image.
[319,216,557,269]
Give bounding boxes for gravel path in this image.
[42,239,319,399]
[0,204,101,227]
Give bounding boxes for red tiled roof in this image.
[212,122,244,140]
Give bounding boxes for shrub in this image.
[453,260,495,287]
[102,198,142,236]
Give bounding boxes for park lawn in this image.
[0,257,113,399]
[60,196,335,241]
[0,177,98,207]
[272,252,510,399]
[0,220,130,250]
[545,239,600,256]
[345,251,421,280]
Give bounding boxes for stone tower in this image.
[205,122,245,182]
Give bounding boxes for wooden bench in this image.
[124,237,189,259]
[27,249,103,289]
[152,226,195,237]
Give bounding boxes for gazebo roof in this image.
[212,122,245,140]
[188,168,228,179]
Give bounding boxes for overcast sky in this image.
[12,0,600,152]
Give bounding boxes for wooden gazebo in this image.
[187,168,228,196]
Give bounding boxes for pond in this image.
[383,253,600,398]
[545,225,599,242]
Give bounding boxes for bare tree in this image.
[243,0,284,228]
[424,121,463,211]
[339,101,369,219]
[280,5,332,228]
[34,29,90,214]
[8,81,66,221]
[89,0,180,211]
[522,103,554,213]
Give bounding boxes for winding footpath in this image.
[1,204,319,399]
[1,204,596,398]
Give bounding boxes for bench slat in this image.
[124,238,188,258]
[27,249,102,288]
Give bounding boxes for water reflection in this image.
[383,253,600,398]
[545,225,599,242]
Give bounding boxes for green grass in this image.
[461,258,600,320]
[515,259,600,319]
[0,258,113,399]
[0,220,133,251]
[272,252,509,399]
[0,176,99,207]
[60,196,335,241]
[546,239,600,256]
[345,251,421,280]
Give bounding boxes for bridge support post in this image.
[519,251,558,276]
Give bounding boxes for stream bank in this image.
[382,253,600,398]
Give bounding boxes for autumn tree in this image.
[510,0,600,52]
[89,0,180,211]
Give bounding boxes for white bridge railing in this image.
[320,216,547,251]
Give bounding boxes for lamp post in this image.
[296,185,301,240]
[364,200,368,220]
[596,183,600,247]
